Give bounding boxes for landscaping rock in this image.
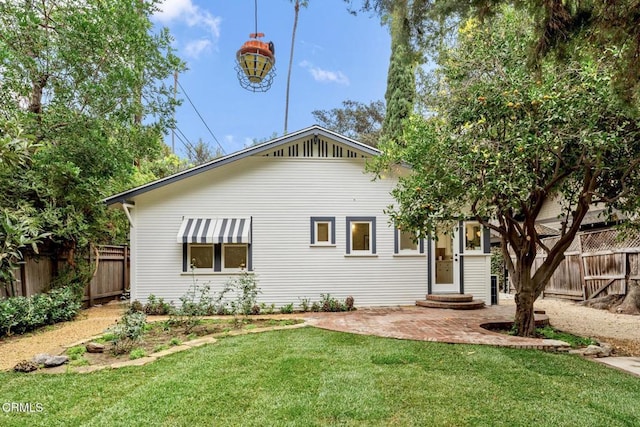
[32,353,51,365]
[86,342,105,353]
[43,355,69,368]
[14,360,38,373]
[570,344,613,358]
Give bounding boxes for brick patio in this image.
[304,305,571,351]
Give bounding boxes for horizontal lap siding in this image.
[132,157,427,307]
[463,255,491,303]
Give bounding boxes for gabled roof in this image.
[104,125,380,206]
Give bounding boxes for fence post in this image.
[88,244,94,307]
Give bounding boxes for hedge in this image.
[0,286,81,337]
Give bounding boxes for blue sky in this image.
[152,0,391,156]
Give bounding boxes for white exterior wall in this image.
[462,255,491,303]
[129,155,430,308]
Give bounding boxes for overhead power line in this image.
[177,80,226,155]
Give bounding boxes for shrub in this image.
[299,297,311,313]
[107,311,147,355]
[129,348,146,360]
[217,272,261,316]
[128,300,144,314]
[250,304,261,315]
[311,302,321,312]
[0,286,81,337]
[170,280,214,333]
[319,293,346,312]
[144,295,173,315]
[280,303,294,314]
[345,296,355,311]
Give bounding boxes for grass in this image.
[536,326,598,348]
[1,328,639,426]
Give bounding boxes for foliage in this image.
[129,348,147,360]
[218,272,261,317]
[380,6,640,336]
[0,286,81,337]
[128,300,144,314]
[2,329,640,425]
[299,297,311,312]
[320,293,351,312]
[107,311,148,355]
[0,0,185,265]
[535,326,597,348]
[185,138,223,166]
[67,346,87,361]
[171,279,214,333]
[279,303,294,314]
[311,100,385,147]
[490,247,507,292]
[144,295,173,316]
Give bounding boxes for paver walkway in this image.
[305,305,570,351]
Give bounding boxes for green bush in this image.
[0,286,81,337]
[107,311,147,355]
[280,303,294,314]
[144,294,173,315]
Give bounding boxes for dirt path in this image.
[0,302,125,371]
[501,294,640,356]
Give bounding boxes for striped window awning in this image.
[177,218,251,244]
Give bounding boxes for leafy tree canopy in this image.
[312,100,385,147]
[0,0,184,282]
[379,6,640,335]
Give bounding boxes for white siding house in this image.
[105,126,493,307]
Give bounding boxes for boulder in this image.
[32,354,51,365]
[43,355,69,368]
[86,342,105,353]
[14,360,38,373]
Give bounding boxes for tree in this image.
[312,100,385,147]
[381,7,640,336]
[284,0,308,135]
[0,0,183,269]
[186,138,223,166]
[344,0,421,143]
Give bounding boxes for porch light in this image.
[235,33,276,92]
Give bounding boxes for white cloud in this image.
[154,0,221,38]
[184,39,212,59]
[299,60,350,85]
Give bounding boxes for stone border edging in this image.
[42,321,308,374]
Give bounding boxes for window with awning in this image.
[177,218,252,272]
[177,218,251,244]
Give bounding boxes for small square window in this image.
[311,217,335,245]
[399,230,418,251]
[190,245,213,269]
[223,244,248,270]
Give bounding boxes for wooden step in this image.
[416,299,485,310]
[426,293,474,303]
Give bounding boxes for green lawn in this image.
[0,327,638,426]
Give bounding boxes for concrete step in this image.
[416,299,486,310]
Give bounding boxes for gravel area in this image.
[0,301,125,371]
[501,294,640,356]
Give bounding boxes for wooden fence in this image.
[1,245,129,307]
[512,229,640,301]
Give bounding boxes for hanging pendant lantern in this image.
[235,32,276,92]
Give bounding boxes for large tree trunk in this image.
[616,280,640,315]
[514,282,537,336]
